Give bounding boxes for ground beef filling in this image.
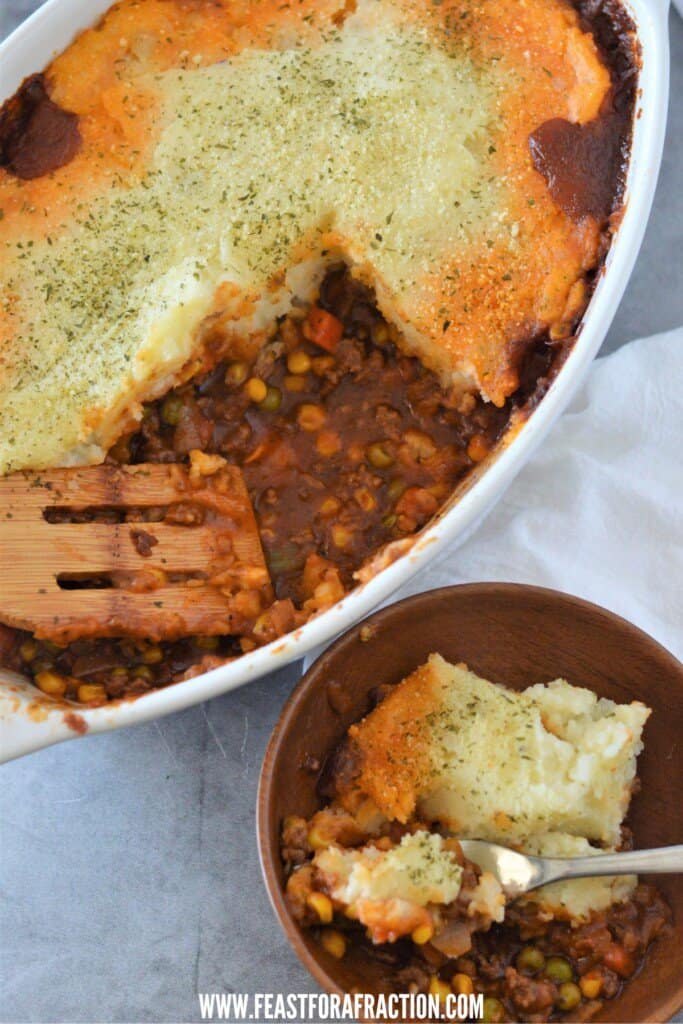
[281,810,671,1024]
[2,268,552,703]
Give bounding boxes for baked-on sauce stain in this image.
[529,112,624,222]
[0,74,81,180]
[530,0,638,223]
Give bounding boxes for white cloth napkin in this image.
[390,326,683,660]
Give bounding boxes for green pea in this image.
[42,641,64,654]
[481,996,505,1023]
[259,386,282,412]
[32,659,54,674]
[556,982,582,1011]
[225,361,249,386]
[516,946,545,974]
[544,957,573,984]
[161,395,183,426]
[268,543,304,575]
[387,477,407,502]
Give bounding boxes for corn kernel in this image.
[354,488,376,512]
[297,403,326,431]
[405,429,437,461]
[307,826,328,851]
[287,349,312,375]
[371,322,390,345]
[411,922,434,946]
[320,929,346,959]
[253,613,272,639]
[20,640,39,662]
[580,973,602,999]
[225,361,249,386]
[319,497,341,517]
[452,973,474,996]
[77,683,107,703]
[284,374,306,392]
[132,665,154,683]
[35,670,67,698]
[312,579,343,605]
[429,976,451,1005]
[245,377,267,403]
[332,525,352,550]
[306,892,333,924]
[366,442,394,468]
[142,645,163,664]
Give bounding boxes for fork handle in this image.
[537,845,683,885]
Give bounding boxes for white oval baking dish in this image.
[0,0,671,762]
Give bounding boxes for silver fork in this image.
[458,840,683,898]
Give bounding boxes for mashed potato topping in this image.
[336,655,650,920]
[0,0,615,474]
[312,831,505,944]
[315,832,465,910]
[342,655,649,846]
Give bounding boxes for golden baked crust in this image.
[0,0,619,474]
[336,655,649,846]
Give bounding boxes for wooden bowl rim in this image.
[257,582,683,1021]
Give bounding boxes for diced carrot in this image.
[603,943,635,978]
[303,306,343,352]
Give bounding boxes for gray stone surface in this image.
[0,4,681,1023]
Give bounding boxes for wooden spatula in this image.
[0,454,273,643]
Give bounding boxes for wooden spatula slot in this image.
[55,569,208,590]
[0,456,273,643]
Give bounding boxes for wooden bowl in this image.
[258,583,683,1022]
